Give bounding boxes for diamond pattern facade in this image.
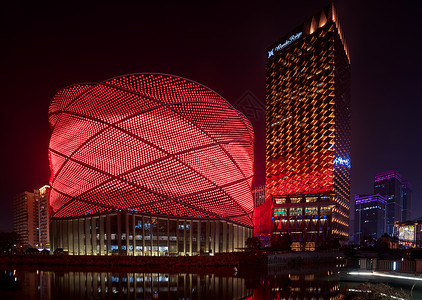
[48,74,254,227]
[258,5,351,248]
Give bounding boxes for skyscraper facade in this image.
[13,185,51,249]
[374,170,412,235]
[257,4,351,249]
[37,185,51,249]
[354,194,386,244]
[13,191,37,248]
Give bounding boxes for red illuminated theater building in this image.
[254,4,351,250]
[48,73,254,255]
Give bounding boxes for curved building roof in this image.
[48,73,254,226]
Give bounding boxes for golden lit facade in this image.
[263,4,351,248]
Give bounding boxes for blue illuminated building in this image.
[374,170,412,235]
[354,194,386,244]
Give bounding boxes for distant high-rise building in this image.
[37,185,50,249]
[374,170,412,235]
[401,181,412,221]
[255,3,351,250]
[13,192,38,248]
[354,194,386,244]
[13,185,50,249]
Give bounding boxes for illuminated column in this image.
[183,220,187,256]
[58,220,63,251]
[50,222,55,252]
[188,220,192,256]
[67,220,73,255]
[117,213,122,254]
[77,221,81,255]
[124,213,129,255]
[176,219,180,255]
[234,225,238,251]
[131,214,135,256]
[72,219,77,255]
[91,217,97,255]
[222,222,227,252]
[241,227,245,249]
[85,218,91,255]
[150,217,153,256]
[210,221,215,254]
[167,218,170,254]
[77,219,83,255]
[99,216,105,255]
[197,221,201,254]
[215,221,219,253]
[142,215,145,256]
[106,215,111,255]
[228,223,234,252]
[205,221,210,253]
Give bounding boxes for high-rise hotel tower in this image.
[255,4,351,250]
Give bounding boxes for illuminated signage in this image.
[268,32,302,58]
[398,226,415,242]
[334,157,351,168]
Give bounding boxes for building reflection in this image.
[4,269,252,300]
[52,272,251,300]
[0,265,343,300]
[252,265,341,300]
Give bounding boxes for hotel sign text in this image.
[268,32,302,58]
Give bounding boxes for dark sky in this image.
[1,1,421,232]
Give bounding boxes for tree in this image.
[375,233,390,249]
[0,232,21,254]
[245,237,261,250]
[273,234,292,251]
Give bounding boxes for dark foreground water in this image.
[1,264,422,299]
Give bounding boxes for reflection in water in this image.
[4,265,422,299]
[1,269,252,300]
[0,265,347,300]
[253,265,341,299]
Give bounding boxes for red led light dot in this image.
[49,73,254,226]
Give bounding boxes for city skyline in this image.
[1,1,422,231]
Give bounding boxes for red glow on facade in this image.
[48,74,254,226]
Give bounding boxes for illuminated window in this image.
[305,196,318,203]
[274,208,287,216]
[290,207,302,216]
[320,206,330,215]
[275,197,287,204]
[305,207,318,215]
[290,197,302,204]
[321,195,331,202]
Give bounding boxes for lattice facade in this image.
[262,4,351,247]
[48,74,254,227]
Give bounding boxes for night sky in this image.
[1,1,421,232]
